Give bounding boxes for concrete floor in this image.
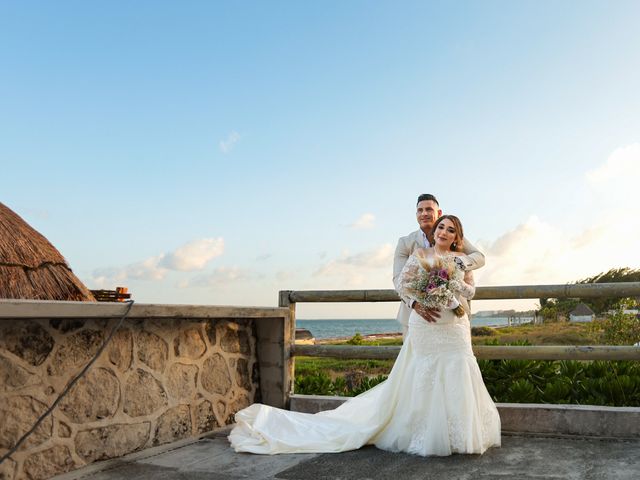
[56,430,640,480]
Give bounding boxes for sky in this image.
[2,1,640,319]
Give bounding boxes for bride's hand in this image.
[413,303,439,323]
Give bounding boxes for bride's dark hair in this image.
[429,215,464,252]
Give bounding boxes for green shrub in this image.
[471,326,495,336]
[599,311,640,345]
[346,333,364,345]
[295,359,640,406]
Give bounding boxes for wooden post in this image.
[279,290,296,407]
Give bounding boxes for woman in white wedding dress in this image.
[229,215,501,456]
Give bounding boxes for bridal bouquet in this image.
[404,254,466,317]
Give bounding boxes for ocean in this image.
[297,316,534,340]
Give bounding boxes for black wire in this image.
[0,300,134,466]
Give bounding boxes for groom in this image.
[393,193,485,334]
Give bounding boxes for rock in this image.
[220,324,251,354]
[136,331,168,372]
[167,363,197,398]
[235,358,252,390]
[49,319,85,333]
[0,354,38,392]
[147,318,177,331]
[2,323,53,366]
[204,320,217,346]
[107,328,133,371]
[59,368,119,423]
[58,421,71,438]
[23,445,74,480]
[173,328,206,359]
[123,369,167,417]
[75,423,150,462]
[47,330,103,376]
[194,401,218,434]
[153,405,192,445]
[0,456,16,480]
[166,363,198,402]
[216,400,226,419]
[0,396,52,449]
[228,394,251,416]
[201,354,231,396]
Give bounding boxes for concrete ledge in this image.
[498,403,640,438]
[290,394,640,438]
[0,299,289,319]
[290,394,350,413]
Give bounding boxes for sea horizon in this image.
[297,316,534,339]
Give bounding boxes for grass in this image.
[295,358,394,379]
[472,321,600,346]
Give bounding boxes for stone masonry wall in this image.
[0,316,259,480]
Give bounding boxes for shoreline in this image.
[300,320,543,345]
[314,331,403,344]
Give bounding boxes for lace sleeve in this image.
[394,254,422,305]
[451,270,476,299]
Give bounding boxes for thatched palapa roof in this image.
[0,202,95,301]
[570,303,595,316]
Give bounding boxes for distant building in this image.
[569,303,595,323]
[295,328,315,345]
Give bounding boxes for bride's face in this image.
[434,219,457,249]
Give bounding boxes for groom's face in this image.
[416,200,441,232]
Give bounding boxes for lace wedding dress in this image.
[229,253,501,456]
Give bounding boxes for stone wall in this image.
[0,302,289,480]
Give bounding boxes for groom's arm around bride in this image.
[392,194,485,334]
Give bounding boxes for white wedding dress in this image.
[229,254,501,456]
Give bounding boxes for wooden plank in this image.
[284,282,640,303]
[292,344,640,361]
[288,290,399,303]
[293,345,400,359]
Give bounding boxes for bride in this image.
[229,215,501,456]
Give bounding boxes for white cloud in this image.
[219,131,241,153]
[471,143,640,312]
[90,237,224,285]
[349,213,376,229]
[183,267,252,288]
[124,255,168,280]
[477,214,637,288]
[313,244,394,287]
[90,254,167,286]
[159,238,224,271]
[586,143,640,193]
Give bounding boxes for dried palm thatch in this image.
[0,202,95,301]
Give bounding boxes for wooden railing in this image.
[279,283,640,374]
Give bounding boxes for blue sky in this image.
[3,1,640,318]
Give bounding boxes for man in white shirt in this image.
[393,194,485,334]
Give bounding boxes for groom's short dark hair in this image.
[417,193,439,206]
